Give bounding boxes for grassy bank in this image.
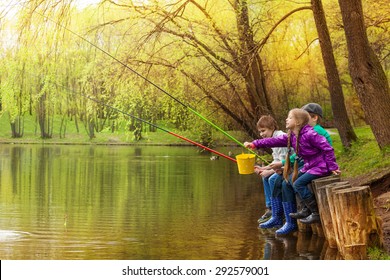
[1,114,389,178]
[0,113,247,146]
[330,126,390,178]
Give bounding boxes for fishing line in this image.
[40,75,238,163]
[18,2,269,164]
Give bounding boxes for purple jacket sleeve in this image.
[252,134,288,149]
[308,132,339,171]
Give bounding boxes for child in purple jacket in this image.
[245,108,341,225]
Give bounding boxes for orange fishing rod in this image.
[50,79,237,163]
[84,93,237,163]
[20,2,268,164]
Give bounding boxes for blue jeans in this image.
[262,173,280,208]
[281,180,296,203]
[271,175,295,203]
[291,171,321,200]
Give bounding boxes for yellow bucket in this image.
[236,154,256,174]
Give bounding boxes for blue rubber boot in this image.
[259,197,283,229]
[275,202,298,236]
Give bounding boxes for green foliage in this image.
[193,120,214,148]
[0,0,389,146]
[368,247,390,260]
[331,126,390,178]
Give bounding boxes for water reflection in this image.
[0,144,330,260]
[261,230,340,260]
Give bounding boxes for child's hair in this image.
[307,112,322,124]
[283,109,310,182]
[256,115,279,130]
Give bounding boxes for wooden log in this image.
[310,223,318,235]
[325,182,353,250]
[314,223,324,237]
[320,242,341,260]
[298,221,312,233]
[333,186,380,260]
[297,175,340,234]
[312,175,341,201]
[295,193,312,233]
[311,176,341,239]
[310,223,324,236]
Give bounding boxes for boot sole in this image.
[258,223,283,229]
[257,216,272,223]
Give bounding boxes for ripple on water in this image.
[0,230,31,241]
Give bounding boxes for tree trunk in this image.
[311,0,357,148]
[10,116,24,138]
[37,92,53,139]
[338,0,390,149]
[235,0,273,134]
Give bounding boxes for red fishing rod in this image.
[50,79,237,163]
[87,94,237,163]
[19,2,268,164]
[168,132,236,162]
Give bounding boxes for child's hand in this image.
[254,166,263,175]
[260,169,275,177]
[332,169,341,175]
[254,165,267,173]
[244,142,255,149]
[269,162,283,170]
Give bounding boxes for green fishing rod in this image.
[43,77,237,163]
[22,3,269,164]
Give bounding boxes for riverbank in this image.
[1,126,388,177]
[0,125,389,258]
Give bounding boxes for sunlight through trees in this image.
[0,0,389,149]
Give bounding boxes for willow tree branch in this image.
[257,6,313,52]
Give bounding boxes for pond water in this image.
[0,144,329,260]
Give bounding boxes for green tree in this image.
[4,0,389,147]
[0,49,33,138]
[98,0,313,137]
